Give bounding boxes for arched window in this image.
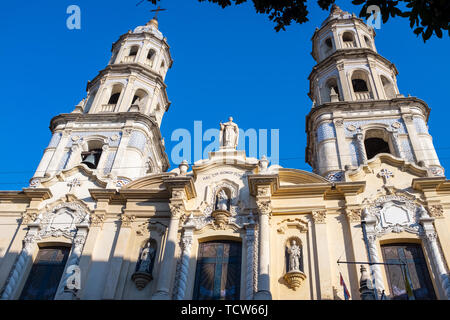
[324,78,340,102]
[351,70,372,100]
[381,243,436,300]
[130,88,148,111]
[129,46,139,57]
[364,36,373,49]
[193,241,242,300]
[103,84,123,112]
[381,75,396,99]
[147,49,155,60]
[81,140,103,169]
[364,129,391,159]
[320,37,334,59]
[342,32,355,48]
[108,92,121,105]
[19,246,70,300]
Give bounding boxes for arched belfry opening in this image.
[81,140,104,169]
[351,70,372,100]
[364,129,391,160]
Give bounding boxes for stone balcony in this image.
[355,91,372,101]
[122,55,136,63]
[100,104,116,112]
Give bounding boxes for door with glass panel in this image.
[381,243,436,300]
[193,241,242,300]
[19,246,70,300]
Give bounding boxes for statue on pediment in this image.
[220,117,239,150]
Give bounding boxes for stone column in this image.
[254,199,272,300]
[55,223,89,300]
[355,132,367,166]
[245,223,256,300]
[173,224,193,300]
[152,202,184,300]
[362,210,384,299]
[420,210,450,299]
[0,225,39,300]
[312,210,334,299]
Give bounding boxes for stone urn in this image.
[131,272,153,290]
[211,210,231,229]
[283,271,307,290]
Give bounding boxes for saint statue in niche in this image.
[215,189,230,211]
[136,240,156,274]
[220,117,239,149]
[287,240,302,272]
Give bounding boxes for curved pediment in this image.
[278,168,329,185]
[122,172,176,190]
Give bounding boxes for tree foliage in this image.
[144,0,449,41]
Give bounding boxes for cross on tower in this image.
[150,5,167,20]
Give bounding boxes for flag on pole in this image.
[340,272,351,300]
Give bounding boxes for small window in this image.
[364,36,372,49]
[325,38,333,49]
[364,137,390,159]
[129,46,139,56]
[147,49,155,60]
[19,246,70,300]
[81,149,102,169]
[343,32,354,42]
[352,79,369,92]
[108,92,121,105]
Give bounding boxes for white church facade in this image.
[0,5,449,300]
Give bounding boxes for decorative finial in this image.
[330,4,343,15]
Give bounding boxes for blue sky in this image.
[0,0,449,190]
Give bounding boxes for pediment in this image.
[122,173,175,190]
[278,168,329,185]
[32,165,108,189]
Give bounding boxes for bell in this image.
[81,153,97,169]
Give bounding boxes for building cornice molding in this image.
[309,48,398,82]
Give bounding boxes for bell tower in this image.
[32,17,172,186]
[305,5,443,181]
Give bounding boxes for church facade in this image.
[0,5,449,300]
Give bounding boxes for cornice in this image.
[22,188,53,200]
[412,177,447,191]
[309,49,397,83]
[247,174,279,196]
[162,176,197,200]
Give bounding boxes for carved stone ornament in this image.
[346,124,357,132]
[121,215,136,228]
[256,200,272,216]
[346,208,362,223]
[35,202,90,240]
[391,122,401,129]
[283,271,307,291]
[169,203,185,219]
[366,195,421,236]
[211,210,231,230]
[312,210,326,224]
[90,213,105,227]
[428,205,444,218]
